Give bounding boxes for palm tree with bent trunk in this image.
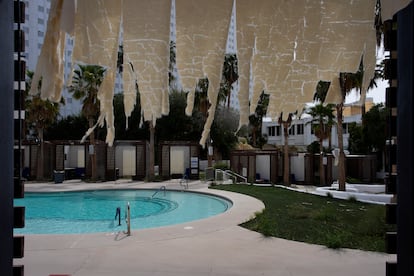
[68,64,106,181]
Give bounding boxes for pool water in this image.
[14,189,232,234]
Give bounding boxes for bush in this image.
[213,162,229,170]
[326,232,344,249]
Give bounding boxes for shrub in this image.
[326,232,343,249]
[213,162,229,171]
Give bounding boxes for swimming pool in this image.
[14,189,232,234]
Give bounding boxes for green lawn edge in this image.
[212,184,394,252]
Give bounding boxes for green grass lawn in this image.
[211,184,394,252]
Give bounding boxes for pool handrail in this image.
[151,185,166,198]
[225,170,247,183]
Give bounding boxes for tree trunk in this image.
[283,123,290,186]
[252,126,257,147]
[227,84,231,109]
[336,104,346,191]
[207,133,213,167]
[36,128,44,180]
[319,138,325,186]
[89,118,97,181]
[148,121,155,180]
[328,126,332,151]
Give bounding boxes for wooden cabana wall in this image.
[230,150,279,183]
[159,141,200,180]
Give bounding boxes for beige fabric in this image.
[321,0,376,104]
[123,0,171,127]
[382,0,412,20]
[358,27,378,106]
[237,0,377,122]
[71,0,122,146]
[30,0,65,103]
[60,0,75,34]
[175,0,233,146]
[36,0,391,145]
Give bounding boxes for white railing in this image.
[125,202,131,236]
[214,169,247,184]
[225,170,247,183]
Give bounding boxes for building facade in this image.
[262,99,375,151]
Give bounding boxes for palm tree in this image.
[346,58,383,117]
[169,41,179,91]
[249,91,269,148]
[306,103,336,186]
[335,59,381,191]
[193,77,228,166]
[68,64,106,181]
[25,71,61,180]
[194,78,210,116]
[221,54,239,108]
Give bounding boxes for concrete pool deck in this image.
[16,179,394,276]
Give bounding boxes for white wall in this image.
[65,145,85,168]
[170,146,190,174]
[115,145,136,177]
[291,153,305,182]
[256,155,270,180]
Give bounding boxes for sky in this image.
[345,79,387,104]
[346,46,388,104]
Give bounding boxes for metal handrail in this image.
[215,169,245,184]
[151,185,166,198]
[225,170,248,183]
[125,202,131,236]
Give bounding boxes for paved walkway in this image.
[16,179,394,276]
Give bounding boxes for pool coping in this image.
[16,179,393,276]
[20,179,265,247]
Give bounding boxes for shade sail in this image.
[29,0,65,103]
[175,0,233,146]
[122,0,171,128]
[71,0,122,146]
[237,0,377,121]
[32,0,412,144]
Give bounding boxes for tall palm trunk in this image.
[279,114,292,186]
[252,125,257,147]
[88,117,97,181]
[283,124,290,186]
[336,103,346,191]
[36,128,44,180]
[319,137,326,186]
[148,121,155,180]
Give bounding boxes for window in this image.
[38,30,44,37]
[37,18,44,25]
[342,123,349,134]
[288,125,295,135]
[38,6,44,12]
[311,124,317,135]
[276,125,281,136]
[297,124,304,135]
[267,126,275,137]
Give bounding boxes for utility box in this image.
[53,170,65,183]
